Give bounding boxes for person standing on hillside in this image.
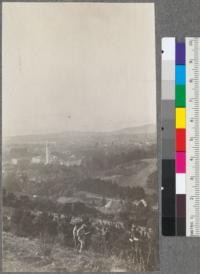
[73,224,78,249]
[77,224,87,253]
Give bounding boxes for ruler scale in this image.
[186,37,200,237]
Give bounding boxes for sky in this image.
[2,3,156,136]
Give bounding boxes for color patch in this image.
[162,100,175,120]
[162,61,175,80]
[176,85,186,107]
[176,152,186,173]
[176,194,186,217]
[162,80,175,100]
[176,217,186,236]
[162,37,176,60]
[176,65,186,85]
[176,43,185,64]
[176,108,186,128]
[162,138,175,159]
[176,174,186,194]
[176,128,186,151]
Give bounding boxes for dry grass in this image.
[3,232,140,272]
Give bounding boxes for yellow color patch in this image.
[176,108,186,128]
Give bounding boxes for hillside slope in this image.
[3,232,143,272]
[100,158,156,192]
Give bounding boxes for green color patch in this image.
[176,85,186,107]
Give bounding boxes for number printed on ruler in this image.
[186,37,200,237]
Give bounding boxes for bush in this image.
[39,232,54,256]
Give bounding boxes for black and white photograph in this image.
[2,2,159,272]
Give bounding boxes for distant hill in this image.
[112,124,156,135]
[4,124,156,145]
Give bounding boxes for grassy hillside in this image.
[3,232,146,272]
[100,158,156,191]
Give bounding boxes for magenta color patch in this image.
[176,152,186,173]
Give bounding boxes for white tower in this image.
[45,142,49,165]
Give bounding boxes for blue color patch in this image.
[176,65,186,85]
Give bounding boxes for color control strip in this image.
[176,42,186,236]
[162,38,176,236]
[162,37,200,236]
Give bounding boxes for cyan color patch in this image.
[176,65,186,85]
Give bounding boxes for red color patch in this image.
[176,128,186,151]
